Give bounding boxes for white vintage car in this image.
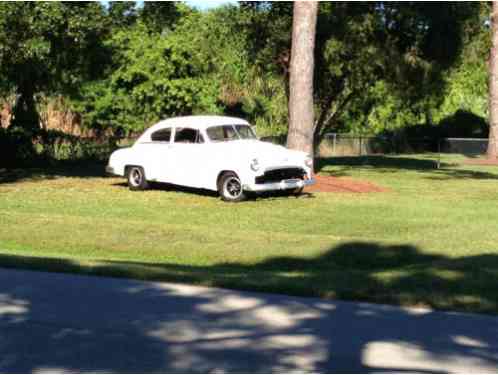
[106,116,315,201]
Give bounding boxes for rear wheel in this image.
[218,172,247,202]
[126,166,149,191]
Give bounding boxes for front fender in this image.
[208,164,256,191]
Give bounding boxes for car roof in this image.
[153,115,248,130]
[136,115,250,143]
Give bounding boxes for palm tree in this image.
[488,1,498,159]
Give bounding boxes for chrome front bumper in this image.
[243,178,315,192]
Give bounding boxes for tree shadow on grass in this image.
[316,155,442,171]
[316,155,498,181]
[1,241,498,372]
[0,161,107,184]
[2,242,497,314]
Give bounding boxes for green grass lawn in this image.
[1,154,498,314]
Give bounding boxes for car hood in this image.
[211,139,306,166]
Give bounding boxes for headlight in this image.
[250,158,260,171]
[305,155,313,168]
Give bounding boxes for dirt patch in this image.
[464,158,498,166]
[305,174,388,193]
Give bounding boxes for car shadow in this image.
[111,180,315,201]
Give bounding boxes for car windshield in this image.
[206,124,257,142]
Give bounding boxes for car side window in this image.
[174,127,204,144]
[151,128,172,142]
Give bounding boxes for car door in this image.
[141,127,173,183]
[169,127,207,188]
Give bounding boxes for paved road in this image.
[0,268,497,373]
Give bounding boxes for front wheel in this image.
[126,166,149,191]
[289,187,304,196]
[218,172,247,202]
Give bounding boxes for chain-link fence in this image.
[319,134,389,156]
[320,134,489,157]
[263,133,489,158]
[439,138,488,156]
[319,133,438,156]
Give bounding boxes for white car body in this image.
[106,116,315,199]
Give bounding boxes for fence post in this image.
[333,133,337,156]
[437,138,441,169]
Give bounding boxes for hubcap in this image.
[223,177,242,199]
[131,169,142,186]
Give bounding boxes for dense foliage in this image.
[0,1,491,143]
[0,2,108,130]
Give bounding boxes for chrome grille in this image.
[255,168,306,184]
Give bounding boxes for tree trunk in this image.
[488,1,498,160]
[11,81,40,133]
[286,1,318,157]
